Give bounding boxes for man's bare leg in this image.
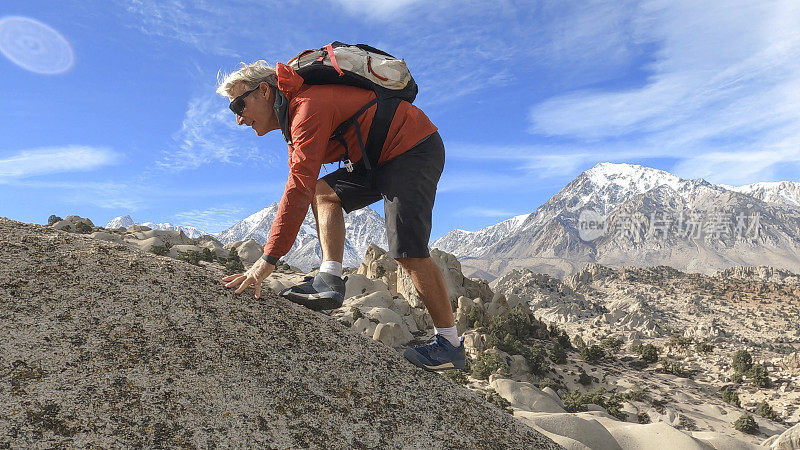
[311,179,345,264]
[396,256,454,327]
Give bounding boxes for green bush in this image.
[476,389,512,414]
[695,341,714,354]
[639,344,659,363]
[732,350,753,374]
[149,244,169,256]
[756,401,778,420]
[557,331,572,350]
[223,249,245,275]
[601,336,624,354]
[466,307,486,329]
[661,360,691,378]
[352,308,364,321]
[178,248,215,266]
[550,342,567,364]
[729,372,743,383]
[621,384,648,402]
[442,369,469,385]
[733,413,758,434]
[523,344,549,375]
[562,388,625,419]
[471,352,508,380]
[487,307,541,343]
[637,413,651,424]
[47,215,62,225]
[577,369,593,386]
[747,364,770,388]
[572,335,586,350]
[721,387,741,407]
[580,344,605,363]
[563,389,588,412]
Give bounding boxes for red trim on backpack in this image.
[325,44,345,76]
[367,56,388,81]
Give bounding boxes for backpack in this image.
[273,42,418,176]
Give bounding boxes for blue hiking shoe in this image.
[279,272,346,311]
[403,334,466,371]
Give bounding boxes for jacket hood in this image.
[276,62,304,100]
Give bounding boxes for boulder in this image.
[236,240,263,266]
[90,231,123,243]
[345,274,379,299]
[767,422,800,449]
[514,411,621,450]
[373,322,413,347]
[197,239,228,258]
[345,290,394,309]
[357,244,398,292]
[132,236,167,253]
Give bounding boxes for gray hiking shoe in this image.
[279,272,346,311]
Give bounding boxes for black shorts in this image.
[322,131,445,259]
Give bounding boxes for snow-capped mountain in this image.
[430,213,531,258]
[722,181,800,209]
[216,203,387,271]
[434,163,800,280]
[105,215,210,238]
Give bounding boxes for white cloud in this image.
[0,146,118,181]
[458,207,519,218]
[157,93,273,171]
[10,180,145,210]
[173,206,245,231]
[328,0,424,19]
[527,0,800,184]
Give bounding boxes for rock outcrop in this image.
[0,218,559,449]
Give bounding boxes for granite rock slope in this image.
[0,218,560,449]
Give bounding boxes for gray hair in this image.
[215,60,277,97]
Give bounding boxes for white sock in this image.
[318,260,343,278]
[434,326,460,347]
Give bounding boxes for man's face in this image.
[228,82,273,136]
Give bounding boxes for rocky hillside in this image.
[0,218,558,449]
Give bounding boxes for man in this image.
[217,59,464,371]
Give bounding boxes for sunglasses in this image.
[229,86,259,116]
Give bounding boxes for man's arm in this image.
[262,96,334,261]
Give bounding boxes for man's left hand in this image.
[221,257,275,299]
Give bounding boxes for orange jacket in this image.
[263,63,438,260]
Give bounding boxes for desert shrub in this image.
[603,394,627,421]
[524,345,550,375]
[733,414,758,434]
[639,344,659,363]
[374,264,386,278]
[677,414,698,431]
[74,222,92,234]
[557,331,572,350]
[223,249,244,274]
[572,335,586,350]
[669,336,693,349]
[747,364,770,388]
[466,307,486,329]
[178,248,215,266]
[637,412,651,424]
[442,369,469,385]
[661,360,691,378]
[47,215,62,225]
[621,384,648,402]
[472,352,508,380]
[577,369,593,386]
[562,389,588,412]
[149,244,169,256]
[601,336,624,354]
[721,387,741,407]
[580,344,605,363]
[695,341,714,354]
[732,350,753,373]
[476,389,512,414]
[729,372,744,383]
[550,342,567,364]
[756,401,778,420]
[488,307,541,343]
[351,308,364,321]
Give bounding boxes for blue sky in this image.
[1,1,798,240]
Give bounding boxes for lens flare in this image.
[0,16,74,75]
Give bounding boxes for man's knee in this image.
[395,256,430,271]
[314,179,340,205]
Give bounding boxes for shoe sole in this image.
[280,290,343,311]
[403,349,466,372]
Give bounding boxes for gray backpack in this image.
[275,42,418,177]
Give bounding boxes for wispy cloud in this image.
[172,205,245,232]
[10,180,145,210]
[328,0,424,19]
[527,0,800,185]
[0,146,119,181]
[458,207,519,218]
[156,93,272,171]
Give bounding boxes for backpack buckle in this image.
[343,159,354,172]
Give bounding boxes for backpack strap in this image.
[273,89,292,144]
[329,97,378,170]
[363,96,402,173]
